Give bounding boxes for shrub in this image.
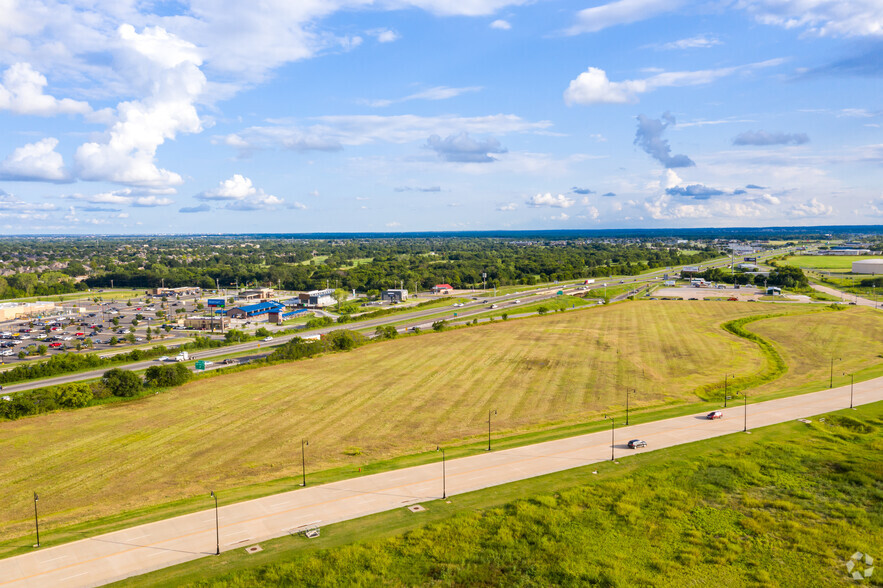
[374,325,398,340]
[537,306,549,315]
[101,368,142,397]
[54,383,94,408]
[255,327,271,338]
[144,363,191,388]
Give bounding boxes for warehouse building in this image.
[852,259,883,274]
[0,301,56,321]
[297,289,335,307]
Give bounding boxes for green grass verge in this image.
[117,400,883,587]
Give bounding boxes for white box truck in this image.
[175,351,190,362]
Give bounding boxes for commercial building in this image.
[183,315,229,331]
[268,308,309,324]
[766,287,782,296]
[151,287,200,297]
[381,289,408,302]
[238,288,275,301]
[0,301,56,321]
[852,259,883,274]
[431,284,453,294]
[226,301,285,319]
[298,289,335,308]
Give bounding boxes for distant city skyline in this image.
[0,1,880,233]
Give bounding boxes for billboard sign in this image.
[207,298,225,308]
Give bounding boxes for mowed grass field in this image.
[749,306,883,395]
[782,255,871,271]
[0,301,879,544]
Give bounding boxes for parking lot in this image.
[0,292,215,366]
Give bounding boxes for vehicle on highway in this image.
[627,439,647,449]
[263,336,273,341]
[157,356,170,362]
[222,358,236,365]
[707,410,723,420]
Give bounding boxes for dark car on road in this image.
[707,410,723,420]
[627,439,647,449]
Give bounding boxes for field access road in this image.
[810,283,879,308]
[1,378,879,587]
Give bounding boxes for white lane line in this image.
[38,555,69,564]
[222,529,251,538]
[146,551,170,558]
[61,572,89,581]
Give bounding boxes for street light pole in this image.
[604,415,615,461]
[301,439,309,487]
[436,446,446,499]
[33,492,40,548]
[724,373,735,408]
[830,356,841,388]
[487,409,496,451]
[210,491,219,556]
[625,388,635,426]
[844,372,855,409]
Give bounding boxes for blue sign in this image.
[207,298,226,308]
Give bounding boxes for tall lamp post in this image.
[486,409,496,451]
[604,415,615,461]
[830,356,841,388]
[301,439,309,487]
[436,446,446,499]
[33,492,40,548]
[723,373,735,407]
[210,491,219,556]
[625,388,636,426]
[844,372,855,409]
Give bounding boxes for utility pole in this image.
[604,415,615,461]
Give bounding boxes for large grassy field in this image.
[1,302,881,548]
[782,255,872,271]
[123,401,883,587]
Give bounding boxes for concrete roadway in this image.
[1,378,879,588]
[810,283,879,308]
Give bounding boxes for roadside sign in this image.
[195,360,206,370]
[557,290,564,295]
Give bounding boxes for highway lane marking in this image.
[37,555,69,564]
[60,572,89,581]
[3,390,877,586]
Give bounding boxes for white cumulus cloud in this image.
[0,138,70,182]
[564,60,784,105]
[74,25,206,187]
[490,19,511,29]
[195,174,284,210]
[527,193,575,208]
[0,63,91,117]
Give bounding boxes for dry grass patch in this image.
[0,301,821,541]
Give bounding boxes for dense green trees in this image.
[102,369,142,397]
[144,363,191,388]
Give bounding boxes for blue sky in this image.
[0,0,880,233]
